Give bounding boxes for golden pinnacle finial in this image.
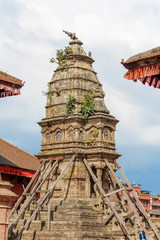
[63,30,78,40]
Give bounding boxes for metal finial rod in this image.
[63,30,78,40]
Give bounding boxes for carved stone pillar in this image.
[96,167,102,186]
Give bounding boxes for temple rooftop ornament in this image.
[122,46,160,89]
[63,30,78,40]
[63,30,83,46]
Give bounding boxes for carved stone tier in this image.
[44,39,109,117]
[37,114,119,158]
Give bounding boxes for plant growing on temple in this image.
[103,142,109,147]
[86,129,99,146]
[42,83,53,104]
[66,94,76,116]
[50,46,73,68]
[80,90,95,119]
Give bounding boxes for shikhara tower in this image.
[36,31,120,199]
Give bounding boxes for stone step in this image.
[13,229,114,240]
[10,210,103,223]
[9,216,126,240]
[30,202,97,212]
[14,218,109,230]
[9,198,128,240]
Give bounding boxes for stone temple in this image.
[37,32,120,199]
[9,32,160,240]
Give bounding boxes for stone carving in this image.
[103,127,113,142]
[63,30,77,40]
[92,196,104,212]
[45,131,51,141]
[52,166,61,179]
[88,128,98,138]
[86,128,99,146]
[55,129,62,141]
[103,127,109,140]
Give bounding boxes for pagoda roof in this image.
[122,46,160,70]
[0,139,39,175]
[121,46,160,89]
[0,71,24,98]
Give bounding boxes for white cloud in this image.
[106,87,141,129]
[104,84,160,146]
[104,86,142,145]
[142,126,160,144]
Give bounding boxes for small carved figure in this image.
[45,131,51,141]
[103,128,109,140]
[88,51,92,57]
[63,30,77,40]
[92,197,103,212]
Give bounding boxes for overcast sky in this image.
[1,0,160,194]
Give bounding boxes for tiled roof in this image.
[0,71,23,87]
[0,71,24,98]
[122,46,160,89]
[0,139,39,172]
[122,46,160,70]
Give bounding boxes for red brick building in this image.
[121,183,160,218]
[151,195,160,218]
[0,139,39,203]
[131,184,151,215]
[0,71,38,239]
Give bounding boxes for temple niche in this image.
[44,129,51,142]
[103,127,109,140]
[67,127,75,141]
[77,128,84,141]
[55,129,62,142]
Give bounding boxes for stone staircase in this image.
[9,198,125,240]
